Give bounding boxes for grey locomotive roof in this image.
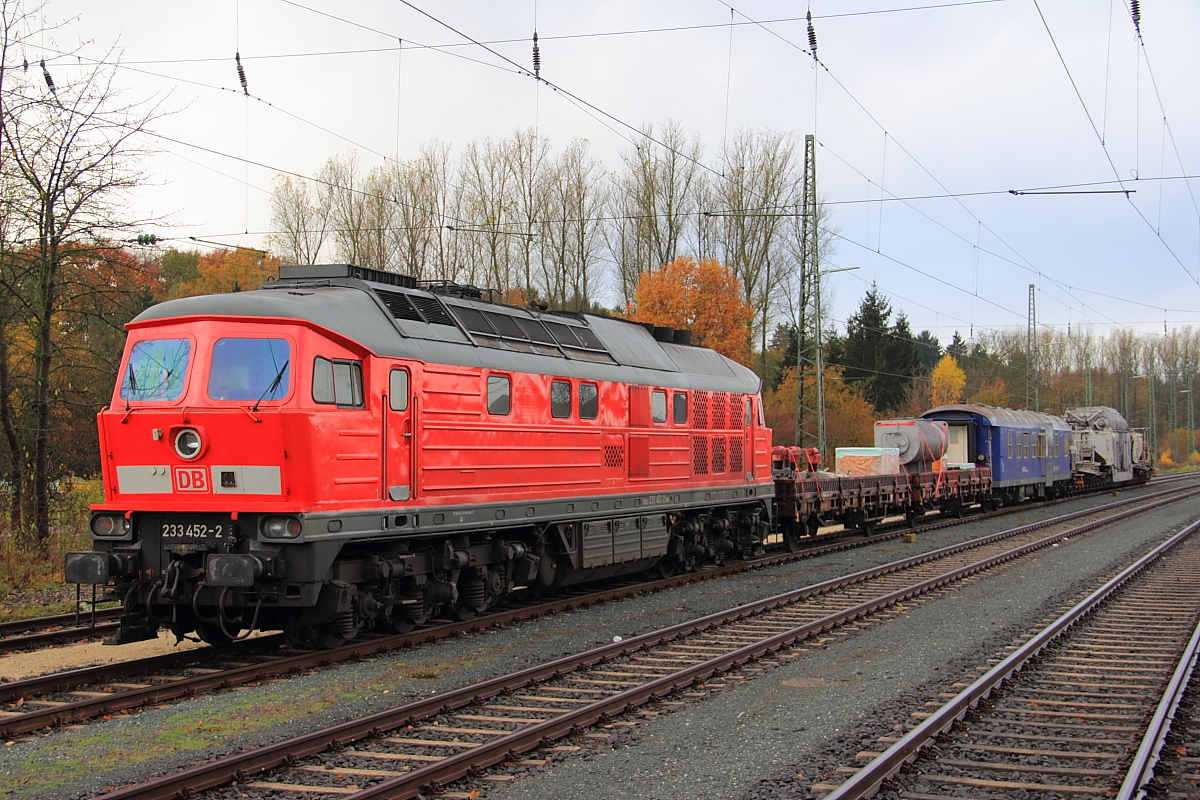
[923,403,1070,431]
[132,271,760,395]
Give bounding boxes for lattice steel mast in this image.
[1026,284,1038,411]
[794,134,822,453]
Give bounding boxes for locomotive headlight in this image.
[90,514,130,538]
[261,516,302,540]
[174,428,202,460]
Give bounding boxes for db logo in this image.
[173,466,210,492]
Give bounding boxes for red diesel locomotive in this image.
[66,264,776,647]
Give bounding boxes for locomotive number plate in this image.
[157,514,231,542]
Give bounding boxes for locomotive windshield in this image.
[120,338,191,401]
[208,338,291,402]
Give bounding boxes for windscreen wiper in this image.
[252,361,289,412]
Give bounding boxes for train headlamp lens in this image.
[174,428,202,460]
[91,515,128,537]
[262,517,302,540]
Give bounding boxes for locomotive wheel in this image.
[195,618,240,646]
[656,558,678,578]
[316,630,350,649]
[447,604,477,621]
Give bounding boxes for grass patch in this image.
[0,479,100,622]
[406,669,440,679]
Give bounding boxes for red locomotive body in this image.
[69,265,775,647]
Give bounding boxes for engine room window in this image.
[389,369,409,411]
[651,390,667,424]
[312,357,363,408]
[673,392,688,425]
[579,383,598,420]
[121,338,191,401]
[208,338,291,402]
[744,397,752,427]
[487,375,511,415]
[551,380,572,419]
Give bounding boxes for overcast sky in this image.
[34,0,1200,344]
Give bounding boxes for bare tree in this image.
[713,128,799,350]
[267,174,331,264]
[538,139,606,309]
[459,137,518,293]
[608,120,705,308]
[1,3,161,547]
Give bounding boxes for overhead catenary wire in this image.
[708,2,1137,339]
[1032,0,1199,289]
[37,3,1198,337]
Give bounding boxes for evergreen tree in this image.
[832,286,921,412]
[914,330,941,371]
[946,331,968,358]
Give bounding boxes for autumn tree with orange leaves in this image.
[629,257,754,366]
[763,366,876,458]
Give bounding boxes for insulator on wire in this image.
[235,51,249,95]
[532,31,540,79]
[22,58,28,72]
[1130,0,1141,35]
[806,11,818,60]
[39,59,56,95]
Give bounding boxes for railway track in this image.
[87,478,1200,798]
[0,607,121,655]
[815,515,1200,800]
[3,480,1195,741]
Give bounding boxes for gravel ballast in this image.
[0,483,1195,799]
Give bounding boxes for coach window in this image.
[551,380,572,419]
[487,375,511,415]
[673,392,687,425]
[312,357,363,408]
[651,390,667,424]
[1007,433,1013,459]
[389,369,409,412]
[579,383,598,420]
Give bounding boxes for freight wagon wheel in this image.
[782,522,802,553]
[805,517,820,538]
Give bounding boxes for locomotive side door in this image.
[385,367,413,501]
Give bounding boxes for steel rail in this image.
[0,621,121,654]
[822,517,1200,800]
[0,634,286,704]
[0,607,121,638]
[93,484,1200,800]
[1115,602,1200,799]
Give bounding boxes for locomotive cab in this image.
[67,310,397,645]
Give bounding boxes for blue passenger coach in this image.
[921,404,1072,503]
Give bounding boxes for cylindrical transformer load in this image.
[874,419,949,466]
